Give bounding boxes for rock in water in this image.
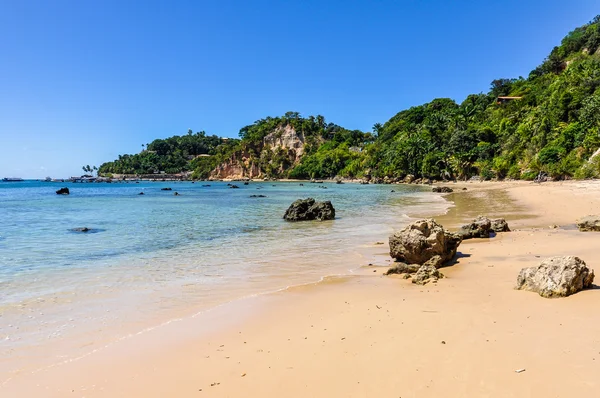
[576,216,600,232]
[56,187,70,195]
[71,227,91,233]
[432,186,453,193]
[283,198,335,222]
[161,187,172,191]
[389,219,461,265]
[515,256,595,298]
[458,216,492,239]
[491,218,510,232]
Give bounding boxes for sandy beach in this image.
[3,180,600,397]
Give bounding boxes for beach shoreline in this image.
[3,180,600,397]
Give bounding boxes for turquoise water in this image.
[0,180,448,378]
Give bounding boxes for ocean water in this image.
[0,180,449,380]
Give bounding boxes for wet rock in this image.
[384,262,421,275]
[389,219,461,265]
[138,192,145,195]
[515,256,595,298]
[71,227,91,233]
[283,198,335,222]
[458,216,511,239]
[230,185,240,189]
[432,186,454,193]
[412,263,444,285]
[491,218,510,232]
[174,192,180,196]
[56,187,70,195]
[161,187,172,191]
[576,216,600,232]
[458,216,492,239]
[249,194,267,198]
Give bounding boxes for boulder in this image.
[458,216,511,239]
[56,187,70,195]
[404,174,415,184]
[389,219,461,265]
[138,192,145,195]
[432,186,454,193]
[174,192,180,196]
[515,256,595,298]
[283,198,335,222]
[458,216,492,239]
[412,262,444,285]
[576,216,600,232]
[491,218,510,232]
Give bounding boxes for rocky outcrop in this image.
[56,187,70,195]
[412,261,444,285]
[458,216,511,239]
[515,256,595,298]
[576,216,600,232]
[458,216,492,239]
[263,125,306,162]
[389,219,461,265]
[432,186,453,193]
[211,125,307,179]
[283,198,335,222]
[491,218,510,232]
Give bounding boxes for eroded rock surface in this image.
[389,219,461,265]
[515,256,595,298]
[283,198,335,222]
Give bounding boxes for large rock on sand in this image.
[458,216,511,239]
[515,256,595,298]
[432,186,453,193]
[389,219,461,265]
[283,198,335,222]
[576,216,600,232]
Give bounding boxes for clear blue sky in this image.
[1,0,598,178]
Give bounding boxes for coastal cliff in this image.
[210,124,307,179]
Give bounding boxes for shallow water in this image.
[0,180,449,380]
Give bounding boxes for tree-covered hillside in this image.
[99,16,600,181]
[98,130,239,175]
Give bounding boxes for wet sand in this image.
[3,180,600,397]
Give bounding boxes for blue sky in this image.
[1,0,598,178]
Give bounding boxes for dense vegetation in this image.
[100,16,600,181]
[98,131,238,176]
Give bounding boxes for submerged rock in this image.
[71,227,91,233]
[283,198,335,222]
[389,219,461,265]
[515,256,595,298]
[161,187,172,191]
[249,194,267,198]
[56,187,70,195]
[576,216,600,232]
[230,185,240,189]
[138,192,145,195]
[432,186,453,193]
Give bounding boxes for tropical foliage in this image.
[100,16,600,181]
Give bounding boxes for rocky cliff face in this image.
[210,125,306,179]
[263,125,306,162]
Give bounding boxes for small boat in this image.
[2,177,24,182]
